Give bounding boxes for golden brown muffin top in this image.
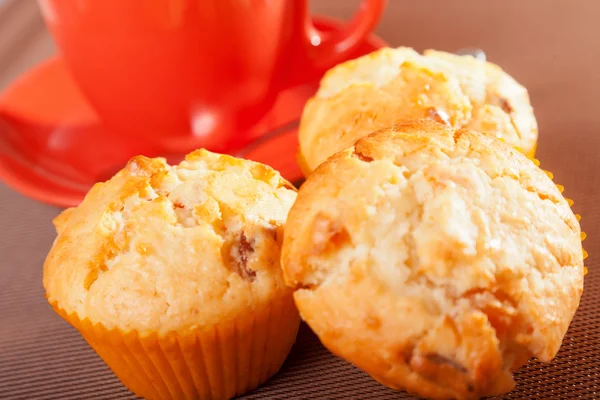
[44,150,297,335]
[298,47,538,174]
[283,120,582,399]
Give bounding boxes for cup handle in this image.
[305,0,386,71]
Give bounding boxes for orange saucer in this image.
[0,17,386,207]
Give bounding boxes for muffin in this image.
[282,120,584,399]
[298,47,538,175]
[44,150,300,400]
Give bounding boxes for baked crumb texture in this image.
[44,149,297,335]
[298,47,539,174]
[283,120,583,400]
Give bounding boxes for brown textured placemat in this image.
[1,1,600,397]
[1,118,599,399]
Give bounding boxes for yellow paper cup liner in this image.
[51,294,300,400]
[525,142,537,159]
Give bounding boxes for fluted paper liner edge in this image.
[50,294,300,400]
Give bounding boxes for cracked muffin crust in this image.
[43,150,300,399]
[44,149,297,334]
[283,120,583,400]
[298,47,538,175]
